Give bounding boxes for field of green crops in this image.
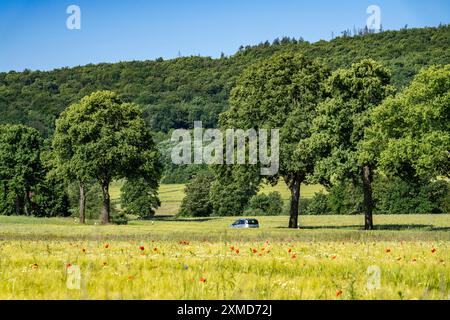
[111,182,325,216]
[0,213,448,300]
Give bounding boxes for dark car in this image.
[230,218,259,229]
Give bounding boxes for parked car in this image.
[230,218,259,229]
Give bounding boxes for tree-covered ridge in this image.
[0,25,449,136]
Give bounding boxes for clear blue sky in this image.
[0,0,449,72]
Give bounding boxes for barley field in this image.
[0,214,448,300]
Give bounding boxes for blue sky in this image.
[0,0,449,72]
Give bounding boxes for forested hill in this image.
[1,25,449,136]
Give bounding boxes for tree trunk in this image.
[288,178,301,229]
[15,194,24,216]
[79,183,86,224]
[100,180,110,224]
[362,165,374,230]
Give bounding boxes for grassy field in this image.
[110,181,324,216]
[0,214,448,299]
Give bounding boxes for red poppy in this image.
[235,249,240,254]
[66,263,72,269]
[31,263,38,269]
[288,248,292,253]
[153,247,158,252]
[412,258,417,262]
[103,262,108,266]
[128,275,134,280]
[431,248,437,253]
[291,254,297,259]
[200,277,207,283]
[336,289,343,297]
[331,255,337,260]
[104,244,109,249]
[385,248,391,253]
[252,248,258,254]
[139,246,145,251]
[230,246,235,251]
[261,247,265,251]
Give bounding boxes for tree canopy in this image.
[53,91,162,223]
[222,52,330,227]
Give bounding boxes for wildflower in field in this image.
[230,246,235,251]
[104,244,109,249]
[66,263,72,269]
[179,240,190,245]
[396,257,402,261]
[235,249,240,254]
[336,289,343,297]
[200,277,207,283]
[31,263,38,269]
[291,254,297,260]
[82,248,86,253]
[331,255,337,260]
[252,248,258,254]
[385,248,391,253]
[431,248,437,253]
[412,258,417,262]
[288,248,292,253]
[139,246,145,251]
[128,275,134,280]
[153,247,158,252]
[261,247,265,251]
[103,262,108,267]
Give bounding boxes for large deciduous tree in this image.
[0,124,43,216]
[53,91,162,224]
[310,59,394,230]
[365,64,449,180]
[221,53,330,228]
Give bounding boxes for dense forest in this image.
[1,25,449,137]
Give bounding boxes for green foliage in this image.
[110,211,129,225]
[246,192,284,216]
[300,177,450,215]
[67,182,103,220]
[302,192,330,215]
[158,137,210,184]
[367,64,450,179]
[121,178,160,218]
[309,59,395,183]
[373,176,450,214]
[223,52,330,227]
[327,181,364,215]
[53,91,162,223]
[210,166,260,216]
[178,173,215,217]
[0,124,43,216]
